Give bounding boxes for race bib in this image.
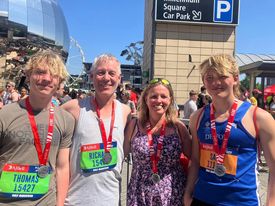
[80,142,118,173]
[0,164,51,199]
[200,143,238,176]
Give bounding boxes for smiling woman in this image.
[124,78,191,206]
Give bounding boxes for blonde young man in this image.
[0,50,75,206]
[184,54,275,206]
[62,54,131,206]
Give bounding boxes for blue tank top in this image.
[194,101,260,206]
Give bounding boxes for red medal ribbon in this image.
[94,98,115,153]
[147,120,166,174]
[210,99,238,165]
[25,97,54,166]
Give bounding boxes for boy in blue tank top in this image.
[184,54,275,206]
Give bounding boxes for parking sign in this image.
[155,0,239,26]
[214,0,233,23]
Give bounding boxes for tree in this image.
[120,41,143,66]
[240,75,250,90]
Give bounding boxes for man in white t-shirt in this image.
[184,90,198,119]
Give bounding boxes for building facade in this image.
[0,0,69,88]
[143,0,239,103]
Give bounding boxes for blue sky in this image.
[59,0,275,75]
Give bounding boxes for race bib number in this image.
[80,142,118,173]
[199,143,238,176]
[0,164,51,199]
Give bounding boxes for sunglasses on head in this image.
[149,78,170,86]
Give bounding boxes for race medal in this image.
[25,97,55,180]
[151,173,160,184]
[214,164,226,177]
[94,99,116,169]
[210,100,238,177]
[147,120,166,184]
[80,142,118,173]
[37,165,50,178]
[0,164,51,199]
[102,152,112,164]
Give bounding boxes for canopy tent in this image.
[264,84,275,95]
[264,84,275,103]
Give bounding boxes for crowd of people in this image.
[0,51,274,206]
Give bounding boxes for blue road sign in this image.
[214,0,233,23]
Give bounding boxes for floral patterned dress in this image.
[127,126,186,206]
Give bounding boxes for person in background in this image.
[116,83,124,102]
[0,87,4,109]
[124,78,191,206]
[77,90,86,99]
[250,89,261,106]
[2,81,19,105]
[19,87,28,99]
[134,87,143,103]
[62,54,131,206]
[197,86,207,109]
[60,86,72,105]
[69,89,77,99]
[55,83,71,105]
[121,90,136,115]
[183,90,198,119]
[0,50,75,206]
[202,94,212,106]
[239,85,251,103]
[267,94,275,119]
[125,83,138,107]
[184,54,275,206]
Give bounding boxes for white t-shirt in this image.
[184,99,197,119]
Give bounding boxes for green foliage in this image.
[240,76,250,89]
[256,82,262,90]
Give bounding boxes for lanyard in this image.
[147,120,166,174]
[94,98,115,153]
[210,99,238,165]
[25,97,54,166]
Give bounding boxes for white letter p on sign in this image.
[217,1,230,19]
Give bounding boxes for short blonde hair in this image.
[25,50,68,82]
[199,54,240,97]
[138,79,178,128]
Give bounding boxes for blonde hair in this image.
[199,54,240,97]
[25,50,68,82]
[138,81,178,128]
[91,54,121,75]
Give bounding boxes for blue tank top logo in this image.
[205,121,210,127]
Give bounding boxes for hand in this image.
[183,192,193,206]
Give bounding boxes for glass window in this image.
[27,7,43,36]
[134,69,142,75]
[133,78,142,84]
[63,19,69,52]
[41,0,54,16]
[27,0,42,11]
[9,0,27,26]
[54,4,69,52]
[0,0,8,17]
[43,13,55,40]
[52,2,63,47]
